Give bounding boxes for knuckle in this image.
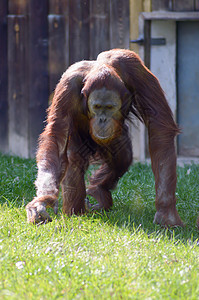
[36,203,46,214]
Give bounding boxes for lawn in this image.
[0,153,198,299]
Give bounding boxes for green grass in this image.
[0,153,199,299]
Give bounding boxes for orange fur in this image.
[26,49,184,227]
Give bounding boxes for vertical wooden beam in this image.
[48,15,66,94]
[151,0,172,11]
[9,0,28,14]
[173,0,195,11]
[49,0,65,14]
[49,0,65,97]
[28,0,49,158]
[8,15,29,157]
[129,0,151,52]
[129,0,151,162]
[69,0,90,65]
[49,0,69,70]
[129,0,144,53]
[143,0,152,12]
[110,0,130,49]
[64,3,70,69]
[89,0,110,60]
[0,0,8,153]
[144,20,151,68]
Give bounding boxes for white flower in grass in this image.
[16,261,25,269]
[46,266,52,272]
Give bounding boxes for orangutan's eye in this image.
[106,105,113,109]
[94,104,102,109]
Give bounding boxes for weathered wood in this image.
[152,0,172,11]
[141,11,199,20]
[173,0,195,11]
[144,20,151,69]
[64,4,70,69]
[9,0,28,14]
[49,15,66,94]
[69,0,90,64]
[4,0,135,158]
[49,0,65,14]
[89,0,110,60]
[49,0,69,68]
[110,0,130,49]
[143,0,152,12]
[0,0,8,153]
[8,15,29,157]
[129,0,144,54]
[29,0,49,157]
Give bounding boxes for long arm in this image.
[98,49,183,226]
[26,61,94,223]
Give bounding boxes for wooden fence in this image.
[0,0,130,158]
[0,0,198,158]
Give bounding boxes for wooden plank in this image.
[141,11,199,20]
[69,0,90,64]
[144,20,151,69]
[49,0,66,14]
[64,4,70,69]
[143,19,151,158]
[8,15,29,157]
[0,0,8,153]
[89,0,110,60]
[152,0,172,11]
[29,0,49,158]
[129,0,149,162]
[129,0,143,53]
[9,0,28,14]
[143,0,151,12]
[173,0,195,11]
[110,0,130,49]
[48,15,66,94]
[49,0,69,68]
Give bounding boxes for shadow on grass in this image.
[0,153,198,243]
[85,162,199,243]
